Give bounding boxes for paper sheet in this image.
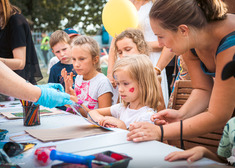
[1,107,64,119]
[25,125,111,142]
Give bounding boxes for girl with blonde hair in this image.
[89,54,160,130]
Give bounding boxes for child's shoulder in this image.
[50,61,62,70]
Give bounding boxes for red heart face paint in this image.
[129,87,134,93]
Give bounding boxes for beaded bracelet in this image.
[154,66,161,75]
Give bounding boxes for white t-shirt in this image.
[75,73,113,110]
[47,56,59,74]
[111,103,156,128]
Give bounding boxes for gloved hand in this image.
[34,87,73,108]
[36,83,64,92]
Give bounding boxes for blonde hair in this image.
[112,54,160,111]
[0,0,21,29]
[71,35,101,72]
[150,0,228,32]
[114,28,150,57]
[49,30,70,49]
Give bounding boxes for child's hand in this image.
[165,146,207,163]
[99,116,125,129]
[151,109,181,125]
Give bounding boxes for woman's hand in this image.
[99,116,124,129]
[165,146,207,163]
[107,74,117,88]
[127,122,161,142]
[151,109,181,125]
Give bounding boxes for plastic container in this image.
[0,129,8,140]
[51,150,132,168]
[23,104,40,126]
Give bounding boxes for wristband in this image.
[154,66,161,75]
[180,120,185,149]
[159,125,164,142]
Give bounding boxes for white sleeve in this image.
[97,75,113,97]
[110,103,123,119]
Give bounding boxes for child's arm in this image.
[88,107,112,123]
[97,92,113,108]
[99,116,126,129]
[165,146,227,163]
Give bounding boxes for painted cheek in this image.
[129,87,134,93]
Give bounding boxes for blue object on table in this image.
[0,129,8,140]
[50,149,95,168]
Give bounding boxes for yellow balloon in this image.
[102,0,138,37]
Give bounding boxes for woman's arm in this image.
[127,47,235,142]
[107,38,116,87]
[148,41,163,52]
[0,46,26,70]
[155,47,175,74]
[0,60,40,102]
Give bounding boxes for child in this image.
[165,117,235,166]
[107,28,150,104]
[47,28,80,74]
[88,54,160,130]
[48,30,76,87]
[62,35,113,112]
[48,30,77,110]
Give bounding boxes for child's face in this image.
[114,70,140,104]
[52,42,72,64]
[116,37,139,58]
[71,46,98,79]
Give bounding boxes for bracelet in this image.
[180,120,185,149]
[77,99,83,105]
[159,125,164,142]
[154,66,161,75]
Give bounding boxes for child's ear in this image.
[93,56,99,64]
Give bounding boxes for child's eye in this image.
[124,82,129,85]
[125,48,131,51]
[117,51,122,55]
[79,58,85,61]
[62,48,67,51]
[116,82,120,86]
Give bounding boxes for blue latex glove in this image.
[36,83,64,92]
[34,87,73,108]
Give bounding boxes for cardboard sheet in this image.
[25,125,111,142]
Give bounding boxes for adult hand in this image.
[165,146,206,163]
[36,83,64,92]
[34,87,74,108]
[151,109,181,125]
[127,122,161,142]
[107,74,117,88]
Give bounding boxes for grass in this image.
[38,67,49,85]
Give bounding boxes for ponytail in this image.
[196,0,227,22]
[150,0,227,31]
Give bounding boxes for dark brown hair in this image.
[149,0,228,31]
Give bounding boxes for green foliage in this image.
[10,0,107,35]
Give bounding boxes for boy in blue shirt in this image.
[48,30,77,110]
